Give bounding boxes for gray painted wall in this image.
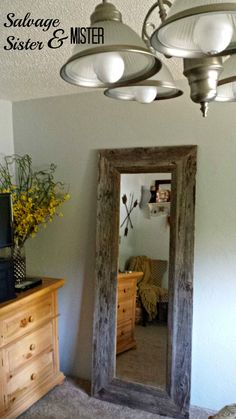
[12,86,236,412]
[0,100,14,157]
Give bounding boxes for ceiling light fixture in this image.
[60,1,236,117]
[183,56,223,117]
[104,61,183,103]
[149,0,236,116]
[215,55,236,102]
[60,0,161,88]
[151,0,236,58]
[104,7,183,104]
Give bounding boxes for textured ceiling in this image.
[0,0,183,102]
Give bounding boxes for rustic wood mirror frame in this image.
[92,146,197,419]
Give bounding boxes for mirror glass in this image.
[116,173,171,390]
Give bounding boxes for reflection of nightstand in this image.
[116,272,143,355]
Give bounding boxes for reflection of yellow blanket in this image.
[128,255,151,285]
[128,256,163,320]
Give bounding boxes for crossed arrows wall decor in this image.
[120,194,138,237]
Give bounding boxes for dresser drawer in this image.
[5,322,53,373]
[118,279,136,301]
[117,320,133,343]
[0,295,53,347]
[0,381,5,415]
[117,300,133,323]
[7,350,54,407]
[0,278,64,419]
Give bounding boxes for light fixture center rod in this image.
[200,102,208,118]
[142,2,158,44]
[158,0,172,22]
[142,1,172,44]
[158,0,167,22]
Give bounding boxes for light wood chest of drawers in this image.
[0,278,65,419]
[116,272,143,355]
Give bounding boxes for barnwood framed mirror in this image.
[92,146,197,418]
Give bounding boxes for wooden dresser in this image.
[116,272,143,355]
[0,278,65,419]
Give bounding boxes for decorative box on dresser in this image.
[0,278,65,419]
[116,272,143,355]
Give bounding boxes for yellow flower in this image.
[0,154,70,245]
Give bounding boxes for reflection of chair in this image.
[208,404,236,419]
[151,260,168,323]
[127,256,168,325]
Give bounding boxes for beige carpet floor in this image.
[116,324,167,389]
[18,378,215,419]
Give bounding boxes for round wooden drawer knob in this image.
[28,316,34,323]
[31,373,37,381]
[30,344,36,351]
[20,318,27,328]
[123,309,126,313]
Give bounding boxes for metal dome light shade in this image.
[60,1,161,88]
[151,0,236,59]
[104,60,183,103]
[215,55,236,101]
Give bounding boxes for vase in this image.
[12,244,26,285]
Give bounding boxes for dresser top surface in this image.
[0,278,64,314]
[118,272,143,280]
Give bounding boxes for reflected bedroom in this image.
[116,173,171,390]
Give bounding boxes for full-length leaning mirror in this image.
[92,146,197,419]
[117,172,171,390]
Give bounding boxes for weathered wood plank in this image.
[92,157,120,394]
[92,146,197,419]
[96,378,185,418]
[171,152,197,415]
